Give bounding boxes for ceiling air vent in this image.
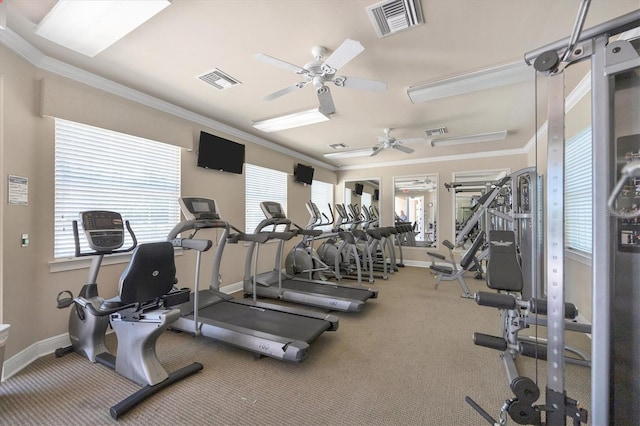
[197,68,241,90]
[366,0,424,38]
[329,143,348,149]
[425,127,448,137]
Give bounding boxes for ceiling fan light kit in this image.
[429,130,508,147]
[252,108,330,133]
[407,62,532,103]
[34,0,171,57]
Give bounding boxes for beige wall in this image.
[0,46,337,359]
[0,35,602,361]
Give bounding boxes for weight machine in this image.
[467,3,640,425]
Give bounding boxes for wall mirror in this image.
[393,174,438,247]
[449,169,509,247]
[343,179,380,228]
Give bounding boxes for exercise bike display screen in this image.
[80,211,125,251]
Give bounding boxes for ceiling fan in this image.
[323,128,424,160]
[370,128,424,157]
[254,39,387,114]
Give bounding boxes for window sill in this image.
[565,248,592,267]
[49,248,183,273]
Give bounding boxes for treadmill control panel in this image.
[179,197,221,220]
[80,211,125,251]
[260,201,286,219]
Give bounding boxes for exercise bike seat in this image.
[99,242,180,310]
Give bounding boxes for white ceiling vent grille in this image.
[329,143,348,149]
[425,127,448,137]
[366,0,424,38]
[197,68,241,90]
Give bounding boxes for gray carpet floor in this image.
[0,267,592,425]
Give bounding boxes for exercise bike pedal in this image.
[56,290,75,309]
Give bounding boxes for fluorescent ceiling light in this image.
[252,108,330,133]
[35,0,171,57]
[323,148,372,159]
[407,62,532,103]
[430,130,508,147]
[0,0,6,30]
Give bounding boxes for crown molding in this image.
[1,27,595,172]
[0,27,337,171]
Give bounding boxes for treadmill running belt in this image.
[283,279,371,302]
[198,301,330,343]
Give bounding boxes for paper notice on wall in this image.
[8,175,28,206]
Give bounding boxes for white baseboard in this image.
[3,333,70,381]
[2,283,244,381]
[220,281,243,294]
[401,260,429,268]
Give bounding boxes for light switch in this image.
[21,233,29,247]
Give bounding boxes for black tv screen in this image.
[197,131,245,174]
[373,189,379,201]
[294,163,314,185]
[354,183,364,196]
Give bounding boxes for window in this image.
[245,164,287,232]
[311,180,334,230]
[565,127,592,254]
[54,119,181,258]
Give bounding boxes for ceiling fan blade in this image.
[254,53,307,75]
[316,86,336,115]
[339,76,387,92]
[393,144,415,154]
[262,82,307,101]
[322,39,365,73]
[370,146,383,157]
[398,138,425,145]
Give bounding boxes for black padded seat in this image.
[486,230,523,292]
[118,242,177,305]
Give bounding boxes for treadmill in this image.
[245,201,378,313]
[167,197,339,363]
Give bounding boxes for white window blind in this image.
[245,164,287,232]
[311,180,334,231]
[565,127,592,254]
[54,118,181,258]
[361,192,372,209]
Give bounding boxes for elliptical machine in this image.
[285,201,334,281]
[55,210,202,419]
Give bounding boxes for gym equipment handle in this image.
[465,396,500,425]
[473,332,507,352]
[519,341,548,360]
[529,298,578,319]
[171,238,212,252]
[475,291,517,310]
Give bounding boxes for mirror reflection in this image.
[343,179,380,227]
[394,174,438,247]
[448,169,509,247]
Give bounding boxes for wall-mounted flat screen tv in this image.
[354,183,364,196]
[197,131,245,174]
[294,163,314,185]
